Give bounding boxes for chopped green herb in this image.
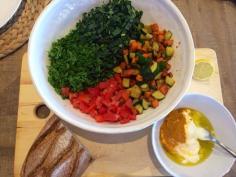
[48,0,143,94]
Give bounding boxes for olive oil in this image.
[161,108,214,166]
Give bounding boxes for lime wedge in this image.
[193,59,214,81]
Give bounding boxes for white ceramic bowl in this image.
[152,93,236,177]
[29,0,194,134]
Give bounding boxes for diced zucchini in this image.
[166,47,174,57]
[155,72,162,80]
[140,83,149,92]
[129,52,136,58]
[135,104,143,114]
[164,31,172,40]
[165,76,175,87]
[157,79,164,86]
[124,55,129,63]
[150,62,158,73]
[145,33,153,40]
[122,78,130,88]
[132,69,140,75]
[144,41,151,50]
[113,66,122,73]
[142,28,149,34]
[140,34,146,40]
[153,51,158,57]
[142,99,150,110]
[153,42,159,51]
[144,25,152,33]
[152,91,165,100]
[130,85,142,98]
[133,99,140,105]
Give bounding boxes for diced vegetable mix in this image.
[62,74,137,124]
[114,23,175,115]
[49,0,176,124]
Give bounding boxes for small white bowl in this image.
[29,0,194,134]
[152,93,236,177]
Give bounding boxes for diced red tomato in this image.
[61,87,70,97]
[95,115,104,122]
[67,74,137,124]
[88,87,100,96]
[103,112,119,122]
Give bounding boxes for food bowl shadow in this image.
[62,120,149,144]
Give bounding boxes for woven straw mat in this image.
[0,0,51,59]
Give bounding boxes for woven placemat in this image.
[0,0,52,59]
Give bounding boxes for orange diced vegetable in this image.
[123,69,139,77]
[120,62,126,70]
[164,40,173,46]
[143,53,151,58]
[151,23,159,32]
[136,74,143,81]
[131,57,138,63]
[151,99,159,108]
[150,80,156,88]
[159,84,169,95]
[158,34,164,42]
[123,49,129,56]
[144,91,152,99]
[130,79,136,86]
[156,57,164,62]
[166,63,171,70]
[158,30,165,35]
[130,40,141,52]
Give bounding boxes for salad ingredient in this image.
[68,74,137,124]
[113,23,175,113]
[48,0,143,94]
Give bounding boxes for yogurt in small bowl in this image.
[152,93,236,177]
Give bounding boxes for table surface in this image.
[0,0,236,176]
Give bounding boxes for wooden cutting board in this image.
[14,48,223,177]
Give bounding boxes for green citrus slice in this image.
[193,59,214,81]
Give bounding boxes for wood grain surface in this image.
[0,0,236,177]
[13,49,223,177]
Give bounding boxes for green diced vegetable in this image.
[140,83,149,91]
[135,104,143,114]
[153,42,159,51]
[124,55,129,64]
[166,47,174,57]
[150,62,158,73]
[144,41,151,50]
[136,53,152,65]
[129,85,141,98]
[133,99,141,105]
[144,25,152,33]
[153,51,158,57]
[157,79,164,86]
[113,66,122,73]
[153,62,166,75]
[152,91,165,100]
[140,66,155,81]
[164,31,172,40]
[154,72,162,80]
[122,78,130,88]
[142,99,150,110]
[129,52,136,58]
[145,33,153,40]
[140,34,146,40]
[142,28,149,34]
[165,76,175,87]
